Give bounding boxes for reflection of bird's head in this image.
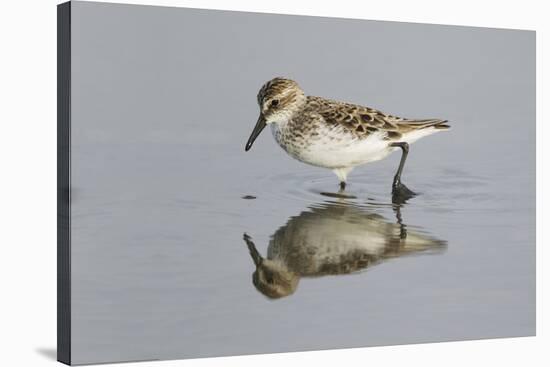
[252,260,299,299]
[243,233,299,299]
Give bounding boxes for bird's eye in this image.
[270,99,280,108]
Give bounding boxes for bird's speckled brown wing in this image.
[306,96,449,141]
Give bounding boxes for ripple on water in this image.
[247,169,398,213]
[243,166,499,217]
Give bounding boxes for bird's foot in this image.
[321,191,357,199]
[392,181,416,204]
[320,182,356,199]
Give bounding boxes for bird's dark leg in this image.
[339,181,346,191]
[321,181,356,199]
[390,142,416,204]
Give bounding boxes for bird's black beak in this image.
[245,114,267,151]
[243,233,263,267]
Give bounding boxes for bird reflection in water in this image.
[243,202,446,299]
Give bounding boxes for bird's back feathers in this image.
[306,96,449,141]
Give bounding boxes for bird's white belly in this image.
[273,124,393,169]
[303,133,393,168]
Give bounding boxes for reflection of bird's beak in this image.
[243,233,263,267]
[245,114,266,151]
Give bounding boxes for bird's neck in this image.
[273,99,307,130]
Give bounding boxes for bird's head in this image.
[245,77,306,151]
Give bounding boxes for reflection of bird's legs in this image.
[393,204,407,240]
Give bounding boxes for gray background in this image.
[70,1,535,364]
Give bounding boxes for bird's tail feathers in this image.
[398,119,450,131]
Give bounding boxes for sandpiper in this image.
[245,77,449,202]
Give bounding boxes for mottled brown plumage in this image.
[255,77,449,142]
[305,95,449,141]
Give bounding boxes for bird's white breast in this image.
[271,122,393,169]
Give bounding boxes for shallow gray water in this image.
[69,2,535,364]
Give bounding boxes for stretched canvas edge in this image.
[57,1,72,365]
